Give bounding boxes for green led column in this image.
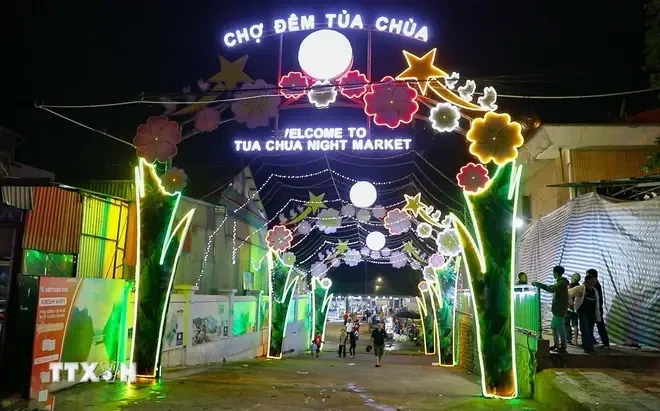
[311,277,333,351]
[132,158,195,378]
[435,257,459,366]
[267,252,300,359]
[416,284,436,356]
[451,161,523,398]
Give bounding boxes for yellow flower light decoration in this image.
[466,112,524,166]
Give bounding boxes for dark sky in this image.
[5,1,655,294]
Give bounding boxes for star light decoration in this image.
[288,192,327,225]
[402,193,442,229]
[174,55,253,116]
[395,49,487,111]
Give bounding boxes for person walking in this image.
[569,273,601,354]
[338,327,348,358]
[348,327,357,359]
[312,333,323,357]
[532,265,569,353]
[587,269,610,348]
[565,273,581,345]
[370,321,388,367]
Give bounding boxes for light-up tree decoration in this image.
[131,158,195,378]
[393,49,525,398]
[310,277,333,351]
[266,248,301,359]
[435,257,460,366]
[416,281,437,356]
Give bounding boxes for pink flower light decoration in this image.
[363,76,419,129]
[338,70,369,99]
[428,253,445,269]
[278,71,309,99]
[456,162,490,193]
[133,115,182,163]
[266,225,294,252]
[383,208,412,235]
[161,167,188,193]
[194,107,220,132]
[231,79,281,129]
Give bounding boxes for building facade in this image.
[518,124,660,220]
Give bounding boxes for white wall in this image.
[161,290,311,369]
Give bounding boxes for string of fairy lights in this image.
[194,148,458,289]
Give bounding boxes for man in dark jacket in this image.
[533,265,569,353]
[587,269,610,348]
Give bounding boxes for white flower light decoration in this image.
[320,277,332,289]
[423,265,436,283]
[370,250,381,259]
[343,249,362,267]
[297,220,312,235]
[317,208,342,234]
[380,247,392,257]
[410,260,422,270]
[416,222,433,239]
[360,247,371,256]
[429,102,461,132]
[436,228,462,257]
[282,252,296,266]
[341,204,356,217]
[330,258,341,268]
[311,261,328,278]
[440,215,453,228]
[356,209,371,223]
[308,80,337,108]
[372,205,386,219]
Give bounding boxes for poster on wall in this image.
[162,303,184,351]
[232,300,258,336]
[192,300,229,345]
[259,295,269,329]
[30,277,129,407]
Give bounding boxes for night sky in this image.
[6,1,655,294]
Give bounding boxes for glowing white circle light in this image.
[349,181,377,208]
[366,231,386,251]
[298,29,353,80]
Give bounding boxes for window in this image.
[22,249,75,277]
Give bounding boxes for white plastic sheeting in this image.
[517,193,660,349]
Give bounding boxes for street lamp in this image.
[377,277,382,283]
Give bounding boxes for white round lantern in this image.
[349,181,377,208]
[298,29,353,80]
[366,231,386,251]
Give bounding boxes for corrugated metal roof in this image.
[1,186,34,209]
[23,186,83,254]
[75,180,135,201]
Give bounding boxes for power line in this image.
[37,80,660,109]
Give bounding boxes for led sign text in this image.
[223,11,429,47]
[233,127,412,153]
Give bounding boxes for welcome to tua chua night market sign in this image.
[233,127,413,153]
[223,11,429,47]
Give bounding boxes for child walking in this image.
[312,333,323,357]
[338,327,348,358]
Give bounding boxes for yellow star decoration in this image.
[396,49,448,95]
[335,240,350,254]
[209,55,253,90]
[305,192,327,214]
[403,193,425,217]
[402,241,416,255]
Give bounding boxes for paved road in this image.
[49,321,552,410]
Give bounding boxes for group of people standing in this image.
[528,265,609,354]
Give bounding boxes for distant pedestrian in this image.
[532,265,569,353]
[348,328,357,359]
[370,322,388,367]
[338,327,348,358]
[343,312,349,325]
[312,333,323,357]
[569,273,601,354]
[587,269,610,348]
